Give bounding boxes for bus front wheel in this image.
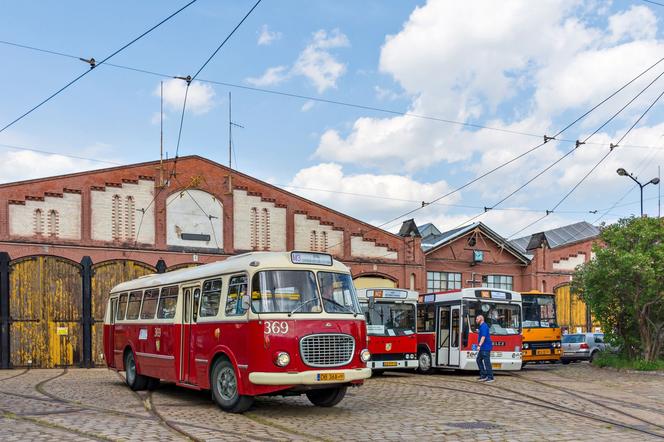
[306,386,347,407]
[417,351,433,374]
[211,359,254,413]
[124,351,148,391]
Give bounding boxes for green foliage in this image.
[592,352,664,371]
[572,217,664,362]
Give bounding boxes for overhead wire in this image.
[448,63,664,231]
[3,38,664,151]
[0,0,198,135]
[507,83,664,239]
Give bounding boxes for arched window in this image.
[321,231,328,252]
[33,209,44,236]
[310,231,318,251]
[125,196,135,240]
[47,210,59,237]
[250,207,259,250]
[261,208,270,251]
[112,195,122,240]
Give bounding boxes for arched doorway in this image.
[353,273,398,289]
[9,256,82,367]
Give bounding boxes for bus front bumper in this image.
[249,368,372,386]
[369,360,419,369]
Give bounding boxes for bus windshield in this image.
[464,300,521,335]
[522,295,557,328]
[362,302,416,336]
[251,270,321,313]
[317,272,361,314]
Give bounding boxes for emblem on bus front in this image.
[325,322,332,327]
[385,343,392,351]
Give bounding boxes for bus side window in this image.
[126,291,143,320]
[193,288,201,322]
[116,293,128,321]
[417,304,435,332]
[200,279,222,317]
[140,289,159,319]
[157,286,179,319]
[225,275,248,316]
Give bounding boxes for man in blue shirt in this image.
[475,314,494,383]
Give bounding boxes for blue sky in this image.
[1,0,663,238]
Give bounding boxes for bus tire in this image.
[146,377,160,390]
[124,351,148,391]
[417,351,433,374]
[306,386,347,407]
[211,359,253,413]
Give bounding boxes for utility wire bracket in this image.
[421,201,429,208]
[575,140,585,149]
[609,143,618,151]
[175,75,192,85]
[484,206,492,212]
[544,135,555,143]
[546,210,553,215]
[589,210,598,214]
[79,57,96,69]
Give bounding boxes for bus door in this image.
[436,306,451,366]
[180,285,200,384]
[449,305,460,366]
[105,298,118,367]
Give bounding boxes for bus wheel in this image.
[306,386,347,407]
[124,351,148,391]
[417,351,433,374]
[211,359,254,413]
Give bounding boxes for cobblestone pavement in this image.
[1,363,663,441]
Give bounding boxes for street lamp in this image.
[616,168,660,216]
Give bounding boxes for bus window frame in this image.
[116,293,128,321]
[157,285,180,320]
[225,273,249,317]
[199,277,224,319]
[139,288,160,320]
[125,290,144,320]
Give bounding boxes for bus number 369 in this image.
[264,321,289,335]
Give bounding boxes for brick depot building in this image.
[0,156,425,368]
[0,155,599,368]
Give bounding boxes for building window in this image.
[427,271,462,292]
[310,230,318,251]
[112,195,122,240]
[482,275,513,290]
[125,196,135,240]
[261,208,270,251]
[47,210,59,237]
[33,209,44,236]
[321,231,328,251]
[250,207,259,250]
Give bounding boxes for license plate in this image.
[491,363,501,369]
[536,349,551,355]
[383,361,398,367]
[317,373,345,381]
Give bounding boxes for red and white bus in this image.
[357,288,419,372]
[416,288,522,373]
[103,251,371,413]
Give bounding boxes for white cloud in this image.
[246,66,289,87]
[245,28,350,93]
[150,112,166,125]
[374,85,404,101]
[608,5,657,43]
[157,79,215,115]
[0,149,109,184]
[301,100,315,112]
[288,162,457,223]
[257,24,282,46]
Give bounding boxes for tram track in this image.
[507,372,664,429]
[383,374,664,439]
[0,367,29,382]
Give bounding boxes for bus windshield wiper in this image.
[322,297,357,316]
[288,298,319,317]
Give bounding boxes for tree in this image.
[572,217,663,361]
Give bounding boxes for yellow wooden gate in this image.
[91,260,155,366]
[555,284,596,333]
[10,256,82,367]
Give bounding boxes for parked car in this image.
[561,333,611,364]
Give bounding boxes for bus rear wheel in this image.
[211,359,254,413]
[417,351,433,374]
[124,351,148,391]
[306,386,347,407]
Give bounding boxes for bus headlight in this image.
[360,349,371,362]
[274,352,290,367]
[523,343,529,349]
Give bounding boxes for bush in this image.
[592,352,664,371]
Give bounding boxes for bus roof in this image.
[420,288,522,303]
[356,288,419,302]
[109,251,350,294]
[521,290,555,296]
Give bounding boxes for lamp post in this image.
[616,168,660,216]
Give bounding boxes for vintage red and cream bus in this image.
[357,288,419,372]
[103,251,371,413]
[416,288,522,373]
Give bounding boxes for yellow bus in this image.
[521,291,561,365]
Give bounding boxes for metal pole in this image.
[228,92,232,169]
[659,165,661,218]
[640,184,644,217]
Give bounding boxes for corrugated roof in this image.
[421,223,479,252]
[509,221,600,251]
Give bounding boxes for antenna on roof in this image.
[228,91,244,169]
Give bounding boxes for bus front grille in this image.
[300,334,355,367]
